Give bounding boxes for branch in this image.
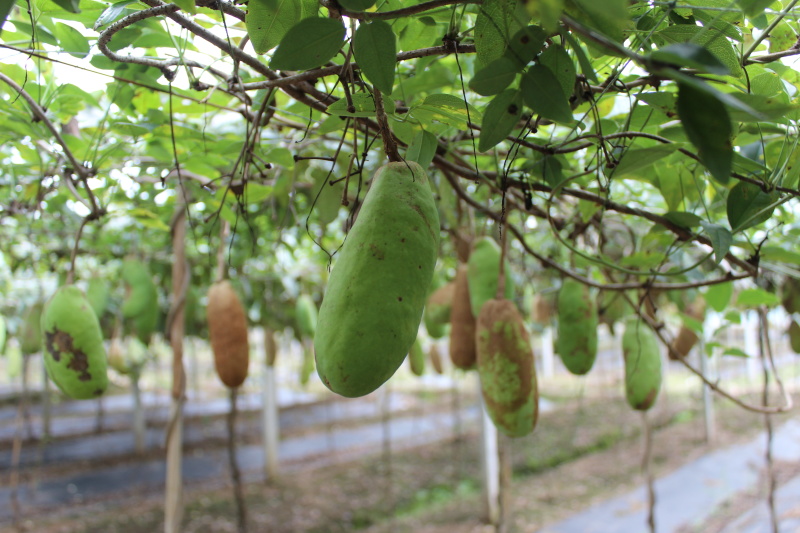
[320,0,478,20]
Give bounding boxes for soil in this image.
[12,385,794,533]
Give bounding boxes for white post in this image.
[478,376,500,526]
[541,326,555,378]
[262,363,279,480]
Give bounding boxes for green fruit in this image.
[295,294,318,339]
[622,317,662,411]
[300,344,315,386]
[86,277,110,319]
[782,277,800,315]
[467,237,514,317]
[408,338,425,376]
[20,302,43,355]
[423,282,454,339]
[7,343,22,379]
[121,259,159,344]
[556,279,598,375]
[315,161,440,398]
[789,320,800,354]
[597,290,632,335]
[0,315,6,354]
[476,298,538,437]
[41,285,109,399]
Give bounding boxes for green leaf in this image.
[474,0,530,68]
[736,0,773,17]
[726,181,778,232]
[352,20,397,94]
[614,145,681,176]
[529,155,563,187]
[311,168,342,225]
[655,25,743,78]
[406,130,438,169]
[469,57,519,96]
[338,0,375,9]
[676,82,733,184]
[55,23,90,59]
[699,221,732,264]
[524,0,563,32]
[704,281,733,312]
[270,17,345,71]
[520,64,573,124]
[736,288,779,307]
[663,211,702,229]
[537,44,576,97]
[649,43,729,75]
[723,347,750,358]
[563,32,597,82]
[246,0,301,55]
[478,89,523,152]
[93,1,139,30]
[326,92,383,117]
[761,246,800,266]
[0,0,17,34]
[49,0,80,13]
[504,25,547,67]
[412,94,475,129]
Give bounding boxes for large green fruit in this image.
[423,281,454,339]
[295,294,318,339]
[622,317,662,411]
[86,277,110,319]
[408,338,425,376]
[556,279,598,375]
[20,302,43,355]
[40,285,108,399]
[467,237,514,317]
[121,259,159,344]
[476,298,538,437]
[315,161,440,398]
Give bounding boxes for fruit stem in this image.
[373,86,401,162]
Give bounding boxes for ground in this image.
[11,380,793,533]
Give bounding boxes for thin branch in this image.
[0,72,91,180]
[240,43,476,91]
[320,0,478,20]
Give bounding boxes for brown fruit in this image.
[531,293,553,325]
[207,280,250,388]
[429,343,444,374]
[669,299,705,360]
[449,264,477,370]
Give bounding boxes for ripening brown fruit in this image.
[207,280,250,388]
[429,343,444,374]
[449,265,477,370]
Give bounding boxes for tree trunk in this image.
[164,197,188,533]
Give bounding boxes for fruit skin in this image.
[207,280,250,388]
[20,302,44,355]
[295,294,318,339]
[0,315,6,354]
[300,343,315,386]
[121,259,159,345]
[467,237,514,317]
[556,279,598,375]
[449,264,477,370]
[789,320,800,354]
[622,317,662,411]
[597,290,631,335]
[40,285,109,399]
[86,277,110,319]
[314,162,440,398]
[429,343,444,374]
[670,299,705,359]
[476,298,538,437]
[408,338,425,376]
[424,282,454,339]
